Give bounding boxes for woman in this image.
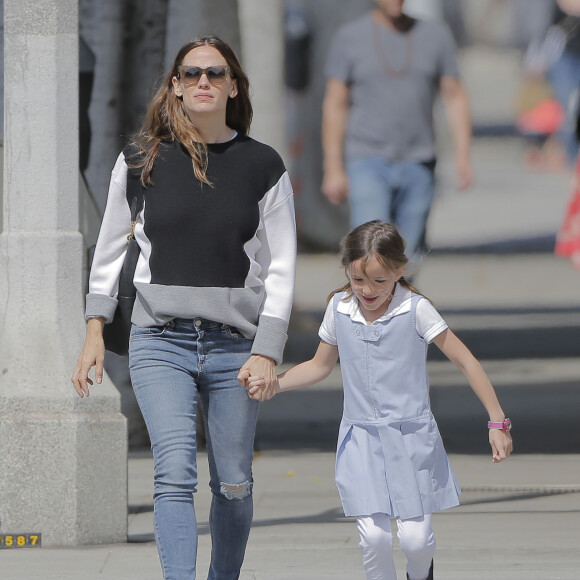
[72,36,296,579]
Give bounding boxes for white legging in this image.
[356,513,436,580]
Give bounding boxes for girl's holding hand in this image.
[247,220,512,580]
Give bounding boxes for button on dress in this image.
[332,292,461,520]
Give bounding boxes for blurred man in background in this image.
[321,0,472,259]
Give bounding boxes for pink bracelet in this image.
[488,419,512,431]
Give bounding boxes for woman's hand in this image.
[489,429,513,463]
[238,354,277,401]
[71,318,106,398]
[245,373,280,402]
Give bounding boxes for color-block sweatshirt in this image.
[85,135,296,364]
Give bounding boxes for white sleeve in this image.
[318,299,337,345]
[251,171,297,363]
[85,152,131,322]
[416,297,448,343]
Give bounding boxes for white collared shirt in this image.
[319,283,447,346]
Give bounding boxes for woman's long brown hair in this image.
[128,35,253,186]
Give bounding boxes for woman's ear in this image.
[396,264,407,280]
[229,79,238,99]
[172,76,183,98]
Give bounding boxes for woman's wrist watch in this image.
[488,418,512,431]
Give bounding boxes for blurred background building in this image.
[0,0,568,243]
[0,0,565,244]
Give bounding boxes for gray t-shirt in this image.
[325,13,459,163]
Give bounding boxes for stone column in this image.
[166,0,242,70]
[0,0,127,546]
[78,0,125,213]
[238,0,287,162]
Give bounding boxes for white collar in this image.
[336,283,413,325]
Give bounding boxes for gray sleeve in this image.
[85,293,118,324]
[251,315,289,365]
[325,26,353,83]
[436,22,460,79]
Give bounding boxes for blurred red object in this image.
[517,98,565,135]
[555,158,580,263]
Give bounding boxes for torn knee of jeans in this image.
[219,480,251,500]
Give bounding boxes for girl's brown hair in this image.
[129,35,253,186]
[328,220,426,302]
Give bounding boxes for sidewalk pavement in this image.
[2,136,579,578]
[1,451,579,579]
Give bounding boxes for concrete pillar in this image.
[0,0,127,546]
[166,0,241,70]
[280,0,363,250]
[238,0,287,161]
[79,0,124,213]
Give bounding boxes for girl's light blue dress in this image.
[329,291,461,520]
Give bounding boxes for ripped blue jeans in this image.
[129,318,259,580]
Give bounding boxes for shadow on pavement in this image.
[255,379,580,455]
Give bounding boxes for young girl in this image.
[246,221,513,580]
